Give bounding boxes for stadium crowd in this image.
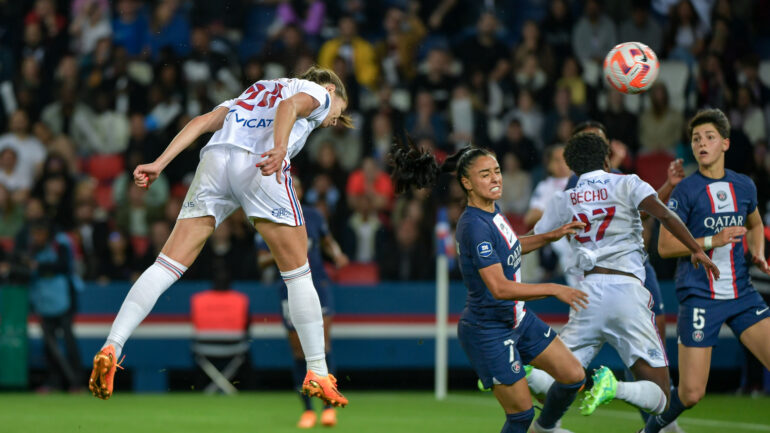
[0,0,769,286]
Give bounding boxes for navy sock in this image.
[643,387,688,433]
[323,351,335,409]
[624,368,651,422]
[537,377,586,429]
[501,408,535,433]
[292,357,312,411]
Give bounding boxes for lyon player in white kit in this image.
[88,67,351,407]
[529,133,718,429]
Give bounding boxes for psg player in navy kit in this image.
[643,109,770,433]
[390,138,589,433]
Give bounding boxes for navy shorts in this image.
[677,291,770,347]
[458,312,557,389]
[280,278,335,331]
[644,259,664,317]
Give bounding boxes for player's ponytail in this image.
[389,136,494,194]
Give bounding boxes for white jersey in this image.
[534,170,656,281]
[204,78,331,159]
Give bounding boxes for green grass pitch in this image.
[2,391,768,432]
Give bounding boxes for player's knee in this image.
[678,387,704,407]
[564,363,586,384]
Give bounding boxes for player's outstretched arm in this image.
[478,264,588,310]
[520,221,585,254]
[746,208,770,275]
[640,195,720,280]
[134,106,229,189]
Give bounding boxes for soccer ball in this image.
[603,42,659,94]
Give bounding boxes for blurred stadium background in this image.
[0,0,769,431]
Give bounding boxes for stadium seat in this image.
[87,154,125,183]
[635,151,675,190]
[130,236,150,257]
[94,184,115,211]
[0,237,13,253]
[334,262,380,285]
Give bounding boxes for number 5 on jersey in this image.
[572,206,616,243]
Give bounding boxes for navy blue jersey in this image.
[666,169,758,301]
[456,204,525,327]
[256,205,330,284]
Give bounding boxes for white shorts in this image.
[178,145,304,227]
[559,274,668,369]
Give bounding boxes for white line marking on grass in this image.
[594,408,770,432]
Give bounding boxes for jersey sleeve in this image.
[624,174,657,209]
[534,191,569,234]
[214,98,237,110]
[742,174,758,214]
[462,221,501,269]
[295,80,331,121]
[666,182,690,224]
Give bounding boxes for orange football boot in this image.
[301,371,348,408]
[320,408,337,427]
[88,345,124,400]
[297,410,317,428]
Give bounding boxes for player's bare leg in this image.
[528,337,585,432]
[255,218,346,407]
[493,379,536,432]
[739,317,770,369]
[89,217,214,399]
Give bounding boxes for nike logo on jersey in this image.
[756,307,769,316]
[717,204,730,210]
[544,328,552,338]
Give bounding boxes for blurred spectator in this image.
[663,0,707,66]
[318,15,379,90]
[18,218,82,392]
[513,20,555,82]
[31,155,75,230]
[512,54,548,100]
[494,118,539,171]
[541,0,574,65]
[23,0,68,79]
[696,51,732,110]
[113,150,169,212]
[375,4,426,86]
[543,86,588,145]
[368,111,394,165]
[555,57,587,108]
[306,123,362,172]
[15,55,46,120]
[405,91,449,147]
[524,144,570,228]
[411,47,458,112]
[71,192,109,279]
[639,83,684,152]
[341,194,387,264]
[305,142,346,217]
[730,86,767,146]
[552,118,576,147]
[147,0,191,60]
[571,0,617,68]
[262,24,313,77]
[738,56,770,108]
[619,0,663,55]
[115,184,164,238]
[98,230,137,282]
[40,85,99,155]
[69,0,112,56]
[454,11,510,80]
[24,0,67,41]
[498,152,532,215]
[192,216,257,280]
[45,134,80,176]
[502,89,544,149]
[601,89,639,153]
[448,83,488,151]
[380,217,433,280]
[346,157,394,214]
[0,183,24,239]
[0,110,47,177]
[112,0,151,57]
[275,0,326,45]
[88,89,130,155]
[0,147,33,203]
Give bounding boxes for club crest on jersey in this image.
[717,191,727,201]
[667,198,678,211]
[477,242,493,258]
[692,330,704,342]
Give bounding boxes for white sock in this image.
[282,262,327,376]
[104,253,187,359]
[528,368,557,396]
[616,380,667,414]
